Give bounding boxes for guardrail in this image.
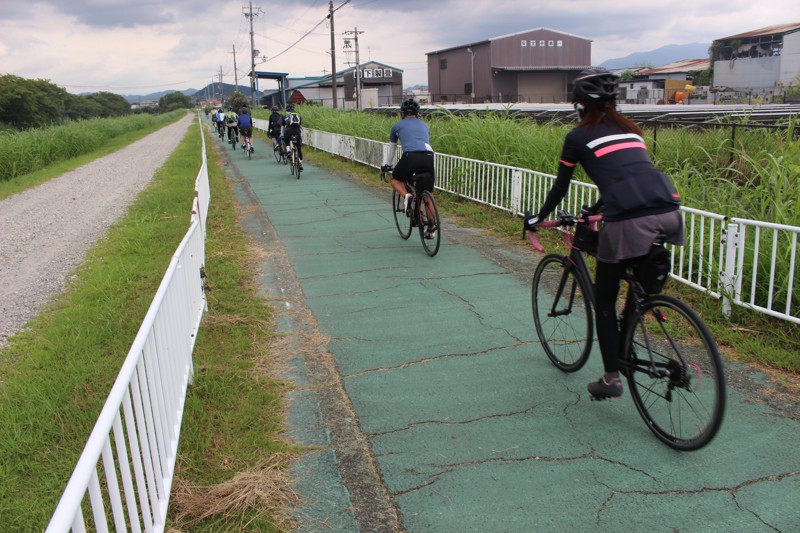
[46,114,210,532]
[296,126,800,325]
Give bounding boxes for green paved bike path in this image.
[222,134,800,532]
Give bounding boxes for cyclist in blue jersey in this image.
[525,68,684,399]
[381,99,436,237]
[237,105,254,152]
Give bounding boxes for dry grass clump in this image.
[170,454,299,530]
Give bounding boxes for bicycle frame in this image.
[528,214,600,304]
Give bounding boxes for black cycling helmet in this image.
[286,104,295,112]
[400,98,420,115]
[271,105,279,111]
[571,68,620,104]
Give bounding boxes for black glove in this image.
[523,212,540,231]
[380,164,393,173]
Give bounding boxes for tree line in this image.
[0,74,194,131]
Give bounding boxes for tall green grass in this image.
[0,111,185,182]
[297,105,800,226]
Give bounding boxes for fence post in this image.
[721,222,740,317]
[511,170,522,215]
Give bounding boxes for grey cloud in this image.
[29,0,215,28]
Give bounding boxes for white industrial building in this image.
[711,22,800,90]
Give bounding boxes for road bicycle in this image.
[227,126,239,150]
[241,133,253,160]
[381,167,441,257]
[287,140,302,178]
[523,206,725,451]
[273,140,286,164]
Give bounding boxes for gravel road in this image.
[0,113,196,348]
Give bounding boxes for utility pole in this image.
[219,66,224,104]
[243,2,262,107]
[232,45,239,91]
[328,0,337,108]
[343,28,364,110]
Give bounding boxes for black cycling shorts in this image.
[239,126,253,137]
[393,151,435,193]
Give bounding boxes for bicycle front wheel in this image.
[623,294,726,451]
[531,254,593,372]
[392,190,413,240]
[417,191,440,256]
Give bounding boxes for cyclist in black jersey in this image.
[283,104,303,169]
[267,106,283,150]
[526,67,684,399]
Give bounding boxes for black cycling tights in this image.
[594,259,634,373]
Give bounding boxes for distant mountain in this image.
[122,89,198,103]
[120,83,256,103]
[598,43,711,70]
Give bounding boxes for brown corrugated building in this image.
[426,28,592,104]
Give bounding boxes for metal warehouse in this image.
[426,27,592,104]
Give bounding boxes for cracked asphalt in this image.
[217,131,800,532]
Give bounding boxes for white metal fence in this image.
[296,127,800,325]
[46,115,210,532]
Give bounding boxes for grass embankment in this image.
[0,120,293,530]
[0,111,186,198]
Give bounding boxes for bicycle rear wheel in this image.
[392,190,413,239]
[273,144,282,163]
[417,191,440,256]
[531,254,593,372]
[623,294,725,451]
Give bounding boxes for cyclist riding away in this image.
[216,108,226,137]
[237,105,254,152]
[380,98,437,239]
[524,67,684,399]
[283,104,304,170]
[224,107,239,145]
[268,105,283,151]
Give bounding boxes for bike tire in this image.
[247,143,251,160]
[623,294,726,451]
[296,161,301,179]
[274,144,282,163]
[417,191,441,257]
[531,254,593,372]
[392,190,413,240]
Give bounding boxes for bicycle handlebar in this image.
[525,209,603,253]
[380,165,394,183]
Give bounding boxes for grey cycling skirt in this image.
[597,210,684,263]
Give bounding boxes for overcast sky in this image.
[1,0,798,96]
